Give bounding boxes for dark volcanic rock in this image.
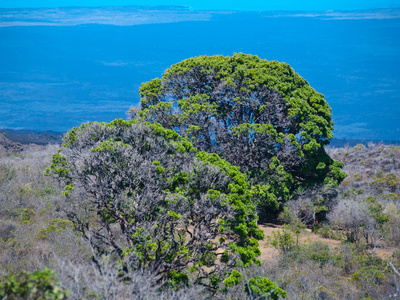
[0,133,24,152]
[1,129,63,146]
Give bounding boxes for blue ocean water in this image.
[0,11,399,140]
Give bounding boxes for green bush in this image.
[0,267,69,300]
[134,53,346,216]
[315,223,343,240]
[371,173,400,192]
[282,241,338,268]
[350,266,385,297]
[268,226,296,254]
[245,276,287,299]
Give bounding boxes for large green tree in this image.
[133,53,345,214]
[47,119,285,294]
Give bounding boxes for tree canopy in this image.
[47,119,275,292]
[133,53,346,213]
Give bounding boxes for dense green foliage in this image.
[0,268,68,300]
[245,276,287,300]
[133,53,346,215]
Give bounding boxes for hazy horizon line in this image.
[1,6,399,28]
[1,5,400,11]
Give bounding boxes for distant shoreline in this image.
[328,138,400,148]
[1,128,64,145]
[0,7,399,28]
[1,128,399,147]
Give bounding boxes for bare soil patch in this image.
[257,223,395,262]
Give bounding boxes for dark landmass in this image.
[1,129,63,145]
[1,128,399,148]
[0,132,24,152]
[329,138,400,148]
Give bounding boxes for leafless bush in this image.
[51,254,206,300]
[0,143,78,275]
[281,187,338,227]
[328,199,376,244]
[383,202,400,246]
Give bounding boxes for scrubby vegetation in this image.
[1,54,400,299]
[1,139,399,299]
